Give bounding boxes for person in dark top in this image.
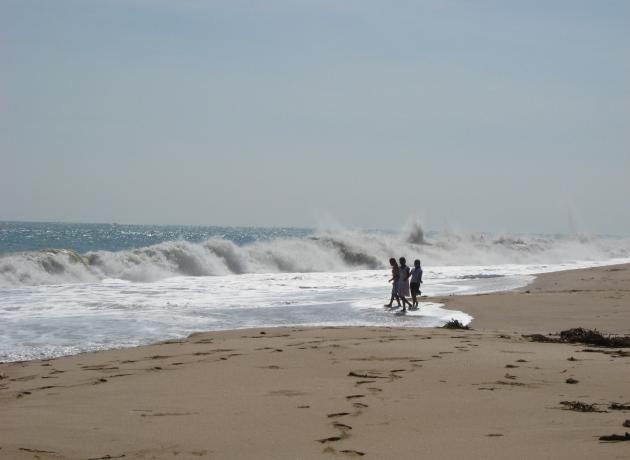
[384,258,401,309]
[409,259,423,310]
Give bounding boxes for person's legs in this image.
[385,294,395,308]
[385,284,398,308]
[385,292,393,308]
[410,282,421,309]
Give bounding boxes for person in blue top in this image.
[409,259,423,310]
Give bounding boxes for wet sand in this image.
[1,264,629,459]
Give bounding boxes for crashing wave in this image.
[1,222,629,287]
[402,219,427,245]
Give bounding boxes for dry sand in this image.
[1,264,629,459]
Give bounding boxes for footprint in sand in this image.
[348,371,387,379]
[87,454,126,460]
[19,448,58,455]
[345,395,365,400]
[317,436,345,444]
[269,390,304,397]
[11,374,39,382]
[194,338,214,344]
[333,422,352,430]
[327,412,350,418]
[340,449,365,457]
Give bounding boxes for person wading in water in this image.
[384,258,401,309]
[397,257,413,312]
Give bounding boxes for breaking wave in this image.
[1,222,629,287]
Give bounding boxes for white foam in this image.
[2,258,628,362]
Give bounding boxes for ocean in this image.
[1,221,629,362]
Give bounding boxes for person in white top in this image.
[409,259,423,310]
[397,257,413,312]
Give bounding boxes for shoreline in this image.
[1,264,629,459]
[4,258,629,364]
[436,262,630,334]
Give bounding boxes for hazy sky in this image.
[1,0,629,234]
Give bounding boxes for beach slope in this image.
[1,264,629,459]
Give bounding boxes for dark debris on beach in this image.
[442,319,470,330]
[559,401,606,413]
[599,432,630,442]
[524,328,630,348]
[609,403,630,411]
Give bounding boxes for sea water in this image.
[1,221,629,362]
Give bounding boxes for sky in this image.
[1,0,629,235]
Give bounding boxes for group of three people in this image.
[385,257,423,313]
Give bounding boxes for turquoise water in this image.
[0,221,312,254]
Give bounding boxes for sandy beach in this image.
[1,264,629,459]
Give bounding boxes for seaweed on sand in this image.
[524,334,556,343]
[560,328,630,347]
[524,328,630,348]
[609,403,630,411]
[599,432,630,442]
[442,319,470,330]
[581,348,630,357]
[559,401,605,413]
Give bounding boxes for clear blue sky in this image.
[1,0,629,234]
